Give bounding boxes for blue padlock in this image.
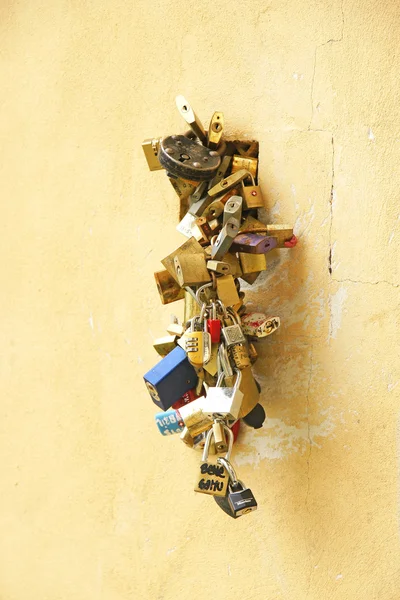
[154,409,184,435]
[143,345,198,410]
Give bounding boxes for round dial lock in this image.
[159,135,221,181]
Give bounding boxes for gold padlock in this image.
[231,154,258,179]
[180,426,194,448]
[153,335,177,357]
[230,343,251,370]
[174,253,211,287]
[264,224,295,248]
[207,111,224,149]
[154,270,185,305]
[168,176,197,201]
[161,237,206,283]
[238,252,267,274]
[142,138,163,171]
[216,274,240,307]
[212,419,227,452]
[240,173,264,209]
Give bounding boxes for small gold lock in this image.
[142,137,163,171]
[153,335,177,357]
[231,154,258,179]
[240,173,264,210]
[212,419,227,452]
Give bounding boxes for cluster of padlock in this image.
[142,96,297,518]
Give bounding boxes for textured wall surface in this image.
[1,1,400,598]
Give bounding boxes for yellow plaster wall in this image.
[1,1,399,598]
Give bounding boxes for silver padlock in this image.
[210,218,240,261]
[222,195,243,227]
[222,308,246,347]
[201,369,244,421]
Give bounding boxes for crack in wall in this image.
[332,277,400,288]
[308,0,345,132]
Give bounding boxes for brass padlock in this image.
[153,335,177,357]
[231,154,258,179]
[230,343,251,370]
[142,137,163,171]
[175,95,207,144]
[209,154,232,187]
[154,270,185,305]
[202,188,240,221]
[161,237,206,283]
[207,111,224,149]
[216,274,240,307]
[240,173,264,209]
[168,176,197,201]
[174,253,211,287]
[264,224,295,248]
[238,252,267,274]
[212,419,227,452]
[207,169,249,200]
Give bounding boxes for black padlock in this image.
[242,402,265,429]
[213,480,245,519]
[228,481,258,517]
[158,135,221,181]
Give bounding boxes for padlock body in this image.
[228,487,258,516]
[241,313,281,337]
[231,233,277,254]
[202,386,244,421]
[154,409,184,435]
[207,319,221,343]
[143,346,198,411]
[172,387,199,410]
[222,323,246,347]
[159,135,220,181]
[194,460,229,497]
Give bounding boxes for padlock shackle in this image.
[217,456,238,485]
[224,425,234,461]
[201,427,214,461]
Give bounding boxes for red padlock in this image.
[284,234,298,248]
[172,387,199,410]
[207,302,221,343]
[231,419,240,442]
